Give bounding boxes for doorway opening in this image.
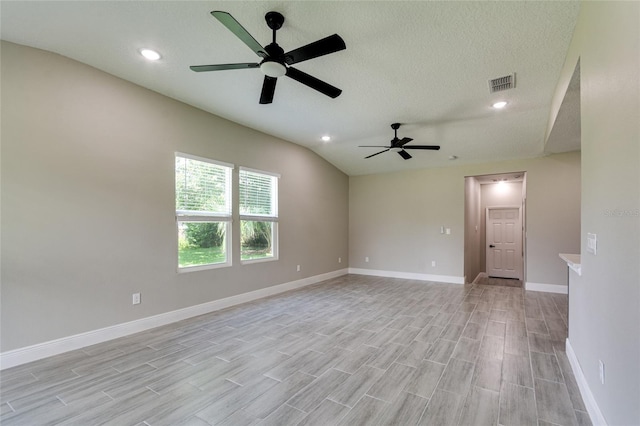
[464,172,527,285]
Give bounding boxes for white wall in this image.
[349,152,580,287]
[0,42,349,353]
[548,2,640,424]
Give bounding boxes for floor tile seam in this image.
[496,375,506,426]
[415,388,459,426]
[326,393,359,409]
[525,329,543,425]
[361,391,393,404]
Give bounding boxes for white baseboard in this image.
[566,338,608,425]
[0,268,349,370]
[525,281,568,294]
[348,268,465,285]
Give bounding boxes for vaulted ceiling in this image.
[1,1,580,175]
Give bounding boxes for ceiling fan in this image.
[360,123,441,160]
[190,11,346,104]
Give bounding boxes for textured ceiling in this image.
[1,1,580,175]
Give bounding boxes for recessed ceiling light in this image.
[140,49,161,61]
[492,101,508,109]
[449,155,458,160]
[321,135,331,142]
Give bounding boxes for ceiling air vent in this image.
[488,73,516,93]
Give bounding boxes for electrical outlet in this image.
[431,261,436,267]
[296,265,301,272]
[446,228,451,235]
[338,257,342,263]
[599,360,605,384]
[365,256,369,263]
[132,293,141,305]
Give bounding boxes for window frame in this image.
[175,152,234,272]
[239,166,280,264]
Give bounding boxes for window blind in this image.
[176,155,232,216]
[239,169,278,217]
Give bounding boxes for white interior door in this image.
[486,207,523,280]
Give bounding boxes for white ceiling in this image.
[1,1,580,176]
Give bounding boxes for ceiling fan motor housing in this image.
[265,11,284,31]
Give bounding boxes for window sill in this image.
[240,256,278,266]
[177,262,231,273]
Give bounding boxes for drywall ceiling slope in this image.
[0,1,580,175]
[545,61,581,154]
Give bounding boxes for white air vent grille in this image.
[489,73,516,93]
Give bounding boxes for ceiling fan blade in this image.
[398,137,413,146]
[358,145,391,148]
[259,76,277,104]
[286,67,342,98]
[190,63,260,72]
[211,11,268,58]
[402,145,441,150]
[284,34,346,65]
[398,150,412,160]
[365,149,390,159]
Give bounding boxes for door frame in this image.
[485,205,524,281]
[463,172,527,285]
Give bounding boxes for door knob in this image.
[489,244,496,248]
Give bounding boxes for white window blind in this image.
[239,168,278,218]
[176,154,232,217]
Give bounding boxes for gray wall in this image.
[0,42,349,352]
[349,152,580,286]
[549,2,639,424]
[464,177,482,283]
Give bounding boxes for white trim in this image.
[348,268,464,285]
[176,152,234,169]
[240,256,278,266]
[177,261,232,273]
[240,214,278,222]
[176,212,233,220]
[239,165,281,179]
[0,269,348,370]
[525,281,568,294]
[566,338,608,426]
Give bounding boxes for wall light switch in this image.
[587,233,597,255]
[446,228,451,235]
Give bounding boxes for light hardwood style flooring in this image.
[0,274,590,425]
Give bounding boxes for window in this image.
[175,153,233,270]
[239,167,279,262]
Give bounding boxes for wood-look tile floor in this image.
[0,274,591,425]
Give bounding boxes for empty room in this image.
[1,2,638,425]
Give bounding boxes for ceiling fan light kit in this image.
[359,123,441,160]
[190,10,346,104]
[260,60,286,78]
